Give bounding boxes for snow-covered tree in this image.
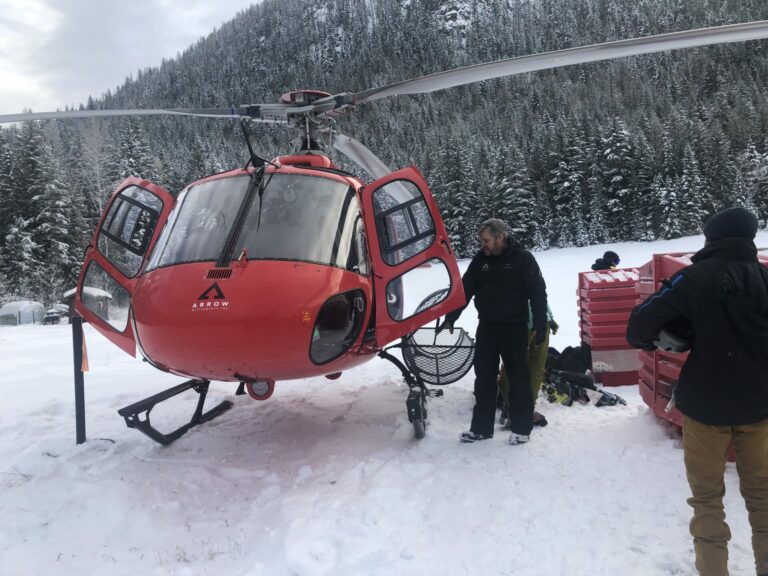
[0,130,14,256]
[2,217,38,298]
[600,120,637,242]
[677,145,709,235]
[435,135,476,257]
[658,175,684,240]
[547,135,589,248]
[742,144,768,226]
[501,149,539,249]
[108,117,160,186]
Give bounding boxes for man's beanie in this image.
[603,250,619,264]
[703,207,758,242]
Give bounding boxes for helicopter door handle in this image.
[439,238,452,254]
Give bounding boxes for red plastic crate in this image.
[581,333,632,348]
[579,269,639,289]
[579,298,639,313]
[577,268,640,386]
[579,286,638,300]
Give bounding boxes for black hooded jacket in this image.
[626,237,768,425]
[446,243,548,335]
[591,258,614,271]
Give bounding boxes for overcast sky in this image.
[0,0,259,115]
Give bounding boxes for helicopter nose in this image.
[131,261,372,381]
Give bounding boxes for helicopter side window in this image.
[97,186,163,278]
[386,258,451,321]
[147,176,249,269]
[372,180,435,266]
[310,289,367,364]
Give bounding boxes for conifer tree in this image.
[436,136,474,257]
[31,152,78,300]
[0,131,14,256]
[677,145,708,234]
[547,144,588,247]
[108,117,160,187]
[10,122,49,223]
[743,144,768,226]
[501,148,538,248]
[729,167,754,214]
[658,176,683,239]
[586,134,607,244]
[600,120,636,242]
[1,217,38,298]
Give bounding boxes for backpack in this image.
[543,344,626,407]
[554,343,592,374]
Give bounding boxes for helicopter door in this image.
[75,178,175,356]
[362,167,465,347]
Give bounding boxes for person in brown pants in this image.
[683,417,768,575]
[627,207,768,576]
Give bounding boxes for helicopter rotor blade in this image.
[352,20,768,104]
[0,105,295,125]
[332,133,393,180]
[5,21,766,126]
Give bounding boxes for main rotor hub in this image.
[279,90,332,106]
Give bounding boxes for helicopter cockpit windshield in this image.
[146,173,365,272]
[146,175,249,270]
[235,174,362,270]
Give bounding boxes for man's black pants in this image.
[471,321,533,437]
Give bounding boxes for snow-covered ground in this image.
[3,233,767,576]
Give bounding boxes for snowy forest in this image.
[2,0,768,305]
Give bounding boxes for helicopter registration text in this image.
[192,282,230,311]
[191,300,230,311]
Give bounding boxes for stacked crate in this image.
[578,268,640,386]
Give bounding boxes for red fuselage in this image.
[132,260,375,381]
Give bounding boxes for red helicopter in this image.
[2,21,768,444]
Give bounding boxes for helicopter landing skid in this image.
[378,349,442,440]
[117,379,232,446]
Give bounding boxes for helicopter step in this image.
[117,379,232,446]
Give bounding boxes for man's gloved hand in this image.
[533,329,546,346]
[549,319,559,335]
[436,318,454,335]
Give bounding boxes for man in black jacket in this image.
[626,207,768,576]
[439,218,548,445]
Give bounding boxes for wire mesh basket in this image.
[400,288,475,386]
[401,326,475,385]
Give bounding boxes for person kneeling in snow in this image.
[626,207,768,576]
[591,250,620,270]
